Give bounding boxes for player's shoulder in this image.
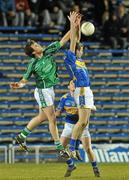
[29,57,36,62]
[61,93,69,99]
[66,50,76,56]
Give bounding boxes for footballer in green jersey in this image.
[10,30,71,160]
[23,41,60,89]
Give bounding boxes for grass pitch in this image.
[0,163,129,180]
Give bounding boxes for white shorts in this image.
[74,87,96,110]
[61,123,90,138]
[34,87,55,108]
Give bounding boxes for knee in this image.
[79,122,87,129]
[86,147,92,154]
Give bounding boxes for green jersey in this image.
[23,41,61,89]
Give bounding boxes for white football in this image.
[81,22,95,36]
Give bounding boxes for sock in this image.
[69,138,76,151]
[54,141,64,150]
[66,158,74,168]
[75,139,80,150]
[91,161,97,168]
[19,127,31,139]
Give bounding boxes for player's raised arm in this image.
[76,14,82,43]
[60,30,70,47]
[69,12,78,53]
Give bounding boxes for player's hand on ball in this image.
[10,82,20,89]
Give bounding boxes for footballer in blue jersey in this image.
[65,47,90,88]
[56,80,100,177]
[57,92,78,125]
[65,12,97,168]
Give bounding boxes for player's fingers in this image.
[10,82,14,87]
[67,16,70,21]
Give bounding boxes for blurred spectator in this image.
[93,0,117,25]
[0,0,16,26]
[40,5,65,28]
[57,0,74,15]
[103,12,127,51]
[15,0,32,26]
[102,10,110,25]
[117,4,129,40]
[28,0,41,26]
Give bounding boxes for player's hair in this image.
[68,79,74,86]
[24,39,35,57]
[75,42,84,52]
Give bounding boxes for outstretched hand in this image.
[10,82,20,89]
[68,11,82,27]
[76,13,83,26]
[68,11,78,25]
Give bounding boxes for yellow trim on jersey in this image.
[61,94,67,99]
[68,64,76,80]
[76,60,86,68]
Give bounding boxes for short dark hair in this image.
[24,39,35,57]
[75,42,84,52]
[68,79,74,86]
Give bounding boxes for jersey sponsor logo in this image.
[65,102,71,106]
[64,106,78,115]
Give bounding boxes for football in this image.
[81,22,95,36]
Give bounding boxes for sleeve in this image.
[65,50,76,65]
[56,96,66,112]
[43,41,61,55]
[23,59,34,80]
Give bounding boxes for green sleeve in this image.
[23,59,34,80]
[43,41,61,55]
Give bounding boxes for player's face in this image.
[76,46,83,58]
[31,42,43,55]
[69,80,75,91]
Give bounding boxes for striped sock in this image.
[19,127,31,139]
[54,141,64,150]
[66,158,74,168]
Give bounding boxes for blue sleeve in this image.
[65,50,76,65]
[57,97,66,112]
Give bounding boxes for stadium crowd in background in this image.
[103,3,129,52]
[0,0,128,45]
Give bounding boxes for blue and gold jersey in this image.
[57,93,78,124]
[65,50,90,87]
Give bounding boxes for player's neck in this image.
[35,52,43,59]
[70,91,74,96]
